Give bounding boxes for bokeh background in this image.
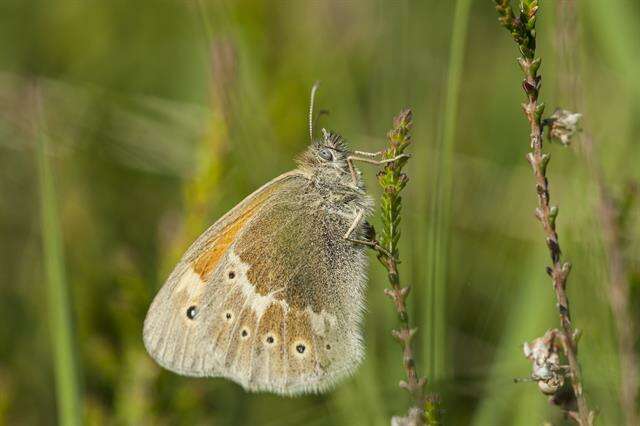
[1,1,639,425]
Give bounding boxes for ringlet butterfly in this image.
[143,84,406,395]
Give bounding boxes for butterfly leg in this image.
[347,153,411,186]
[353,150,384,158]
[343,208,365,241]
[343,208,393,258]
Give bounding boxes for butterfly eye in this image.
[318,148,333,161]
[228,271,235,279]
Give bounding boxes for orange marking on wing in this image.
[192,192,271,279]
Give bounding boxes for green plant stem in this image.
[426,0,472,383]
[374,109,436,425]
[494,1,593,424]
[34,85,82,426]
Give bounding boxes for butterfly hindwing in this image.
[143,170,370,394]
[230,180,368,393]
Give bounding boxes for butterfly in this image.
[143,85,406,395]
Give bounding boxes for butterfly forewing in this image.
[143,172,296,377]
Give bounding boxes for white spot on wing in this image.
[227,250,288,317]
[173,266,205,298]
[305,307,336,336]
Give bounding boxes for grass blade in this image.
[35,87,82,426]
[425,0,472,382]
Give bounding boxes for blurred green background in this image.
[1,1,639,425]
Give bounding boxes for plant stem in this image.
[594,174,639,426]
[33,84,82,426]
[374,109,435,425]
[494,1,593,424]
[426,0,471,382]
[556,2,639,424]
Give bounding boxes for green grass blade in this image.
[35,91,82,426]
[425,0,472,382]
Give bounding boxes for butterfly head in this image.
[297,128,359,185]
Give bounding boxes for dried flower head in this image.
[523,329,567,395]
[547,108,582,146]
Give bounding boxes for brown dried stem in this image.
[494,1,594,424]
[595,178,639,426]
[556,2,638,423]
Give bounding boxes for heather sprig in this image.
[494,1,594,424]
[373,109,440,425]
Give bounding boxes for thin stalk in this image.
[494,1,594,424]
[556,2,639,424]
[374,110,437,425]
[426,0,472,382]
[593,160,640,426]
[33,85,82,426]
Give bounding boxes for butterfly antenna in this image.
[309,81,320,143]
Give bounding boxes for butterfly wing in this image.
[143,171,369,395]
[142,171,298,377]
